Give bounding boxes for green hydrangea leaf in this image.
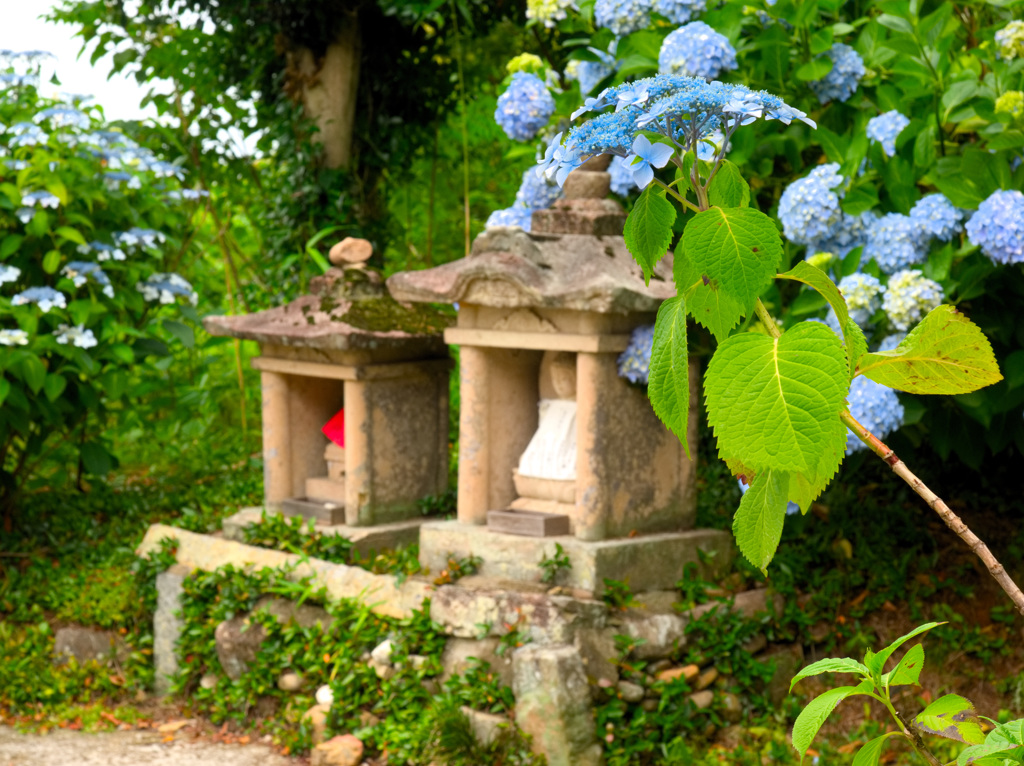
[683,206,782,315]
[648,296,690,457]
[792,683,869,762]
[883,642,925,688]
[865,622,942,676]
[706,321,849,475]
[733,468,790,573]
[858,305,1002,394]
[789,657,871,691]
[674,250,745,341]
[844,318,868,378]
[852,733,900,766]
[707,159,750,208]
[777,261,849,327]
[914,694,986,745]
[624,184,676,285]
[787,421,846,512]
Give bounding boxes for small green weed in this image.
[539,543,571,585]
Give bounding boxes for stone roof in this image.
[387,226,675,314]
[203,267,451,354]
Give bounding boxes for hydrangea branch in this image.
[752,299,1024,617]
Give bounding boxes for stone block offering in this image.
[205,242,453,528]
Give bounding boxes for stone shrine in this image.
[388,159,732,594]
[205,239,452,539]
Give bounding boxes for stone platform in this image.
[222,507,426,557]
[419,520,734,597]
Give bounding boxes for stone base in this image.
[222,507,426,556]
[419,521,733,596]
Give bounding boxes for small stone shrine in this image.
[388,158,732,594]
[205,238,452,536]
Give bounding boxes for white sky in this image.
[1,0,158,121]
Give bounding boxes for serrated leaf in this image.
[865,622,942,676]
[958,720,1024,766]
[858,306,1002,394]
[683,207,782,315]
[707,160,750,208]
[852,733,899,766]
[675,251,745,341]
[788,431,845,513]
[884,642,924,688]
[844,318,868,378]
[648,296,690,456]
[733,468,789,573]
[915,694,986,744]
[624,185,676,284]
[792,685,865,761]
[790,657,871,691]
[706,322,849,475]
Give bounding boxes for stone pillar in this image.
[154,564,190,696]
[457,346,490,524]
[344,379,371,526]
[261,371,291,508]
[574,352,608,542]
[512,644,602,766]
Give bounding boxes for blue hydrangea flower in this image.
[965,189,1024,265]
[808,44,865,104]
[595,0,652,36]
[54,323,98,349]
[910,194,963,242]
[20,190,60,209]
[33,106,90,129]
[609,155,639,196]
[526,0,576,27]
[777,163,846,247]
[845,376,904,455]
[866,110,910,158]
[812,210,878,257]
[485,204,534,231]
[837,272,884,327]
[61,261,114,298]
[78,241,127,262]
[658,22,737,80]
[137,273,198,306]
[881,269,943,331]
[114,228,166,250]
[624,134,674,188]
[738,477,800,515]
[0,264,20,285]
[494,72,556,142]
[515,167,563,210]
[617,324,654,384]
[995,20,1024,60]
[864,213,927,274]
[11,286,67,313]
[695,128,727,161]
[0,329,29,346]
[652,0,707,24]
[8,122,48,147]
[166,189,210,202]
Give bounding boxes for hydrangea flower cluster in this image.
[813,210,877,257]
[61,261,114,298]
[617,324,654,384]
[995,20,1024,60]
[507,53,545,76]
[808,44,865,104]
[542,75,813,185]
[526,0,576,27]
[881,269,943,331]
[910,194,963,242]
[658,22,737,80]
[11,286,67,313]
[594,0,652,36]
[652,0,708,25]
[777,163,846,247]
[566,48,617,96]
[0,265,20,284]
[54,323,98,349]
[609,155,640,196]
[864,213,927,274]
[137,273,198,306]
[995,91,1024,125]
[0,329,29,346]
[485,165,564,233]
[836,272,884,327]
[845,376,904,455]
[485,206,534,230]
[866,110,910,157]
[965,189,1024,265]
[494,73,556,142]
[78,241,127,262]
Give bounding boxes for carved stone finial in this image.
[329,237,373,266]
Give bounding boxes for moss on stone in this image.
[332,296,454,335]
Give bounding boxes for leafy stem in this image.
[652,178,700,214]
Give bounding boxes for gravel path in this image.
[0,726,302,766]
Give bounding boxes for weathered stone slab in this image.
[512,644,602,766]
[419,520,734,595]
[137,524,432,619]
[53,626,126,666]
[215,615,266,680]
[462,707,509,747]
[154,564,189,695]
[618,611,688,660]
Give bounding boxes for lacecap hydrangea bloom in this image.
[652,0,707,25]
[866,110,910,157]
[777,163,846,247]
[995,20,1024,60]
[542,75,813,185]
[494,72,556,142]
[137,273,198,306]
[808,43,865,104]
[965,188,1024,265]
[526,0,576,28]
[845,375,904,455]
[485,204,534,231]
[54,323,98,349]
[910,194,963,242]
[881,269,943,331]
[608,155,640,196]
[0,264,20,284]
[594,0,651,36]
[658,22,737,80]
[0,329,29,346]
[11,286,66,312]
[864,213,926,274]
[61,261,114,298]
[617,324,655,384]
